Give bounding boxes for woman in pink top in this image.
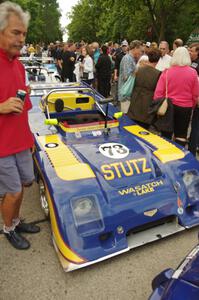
[154,46,199,146]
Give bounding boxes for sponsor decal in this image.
[144,209,158,217]
[177,207,184,215]
[99,143,129,159]
[45,143,58,148]
[118,179,164,196]
[101,157,151,180]
[139,131,150,135]
[177,197,184,215]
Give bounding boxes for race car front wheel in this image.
[39,180,49,219]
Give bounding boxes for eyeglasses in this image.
[160,48,166,50]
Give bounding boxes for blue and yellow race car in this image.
[29,82,199,271]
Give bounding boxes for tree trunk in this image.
[158,7,166,42]
[159,20,165,42]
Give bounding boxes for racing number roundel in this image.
[45,143,58,148]
[99,143,129,159]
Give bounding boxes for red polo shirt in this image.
[0,49,34,157]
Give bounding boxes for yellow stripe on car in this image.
[124,125,185,163]
[37,135,95,180]
[34,165,85,264]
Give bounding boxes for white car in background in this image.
[20,56,61,83]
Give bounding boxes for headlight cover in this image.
[71,195,104,235]
[73,198,93,217]
[182,170,199,201]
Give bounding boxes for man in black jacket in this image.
[113,41,128,103]
[95,45,112,97]
[60,42,76,82]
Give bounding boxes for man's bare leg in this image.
[13,182,34,220]
[1,191,22,227]
[13,187,24,220]
[1,191,30,249]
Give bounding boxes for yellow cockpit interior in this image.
[46,91,95,113]
[42,90,119,133]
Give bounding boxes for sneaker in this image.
[15,221,40,234]
[4,230,30,250]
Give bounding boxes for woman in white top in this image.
[80,46,94,85]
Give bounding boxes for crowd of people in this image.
[119,40,199,154]
[37,37,199,155]
[0,0,199,251]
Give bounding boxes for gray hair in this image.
[0,1,30,31]
[173,38,183,48]
[159,41,169,50]
[170,47,191,66]
[129,40,143,50]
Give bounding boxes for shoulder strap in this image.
[165,70,168,98]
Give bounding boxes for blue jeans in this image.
[189,107,199,156]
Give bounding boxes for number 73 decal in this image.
[99,143,129,159]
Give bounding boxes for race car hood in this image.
[67,124,185,188]
[70,135,156,189]
[35,124,186,200]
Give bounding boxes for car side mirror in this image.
[45,119,58,125]
[114,112,123,119]
[152,268,174,291]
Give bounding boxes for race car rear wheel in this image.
[39,180,49,219]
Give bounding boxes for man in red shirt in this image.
[0,1,40,250]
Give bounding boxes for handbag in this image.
[81,72,89,81]
[157,71,168,116]
[157,98,168,116]
[120,74,135,98]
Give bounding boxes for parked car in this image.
[149,244,199,300]
[29,82,199,271]
[20,57,61,83]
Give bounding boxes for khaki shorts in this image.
[0,149,34,197]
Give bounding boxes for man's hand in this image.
[114,74,118,81]
[114,69,118,82]
[0,97,24,114]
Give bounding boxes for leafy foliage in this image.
[2,0,199,46]
[67,0,199,46]
[67,0,104,42]
[4,0,62,43]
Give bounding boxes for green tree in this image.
[168,0,199,44]
[143,0,194,42]
[67,0,199,45]
[37,0,62,43]
[4,0,62,43]
[67,0,104,42]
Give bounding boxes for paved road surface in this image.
[0,182,198,300]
